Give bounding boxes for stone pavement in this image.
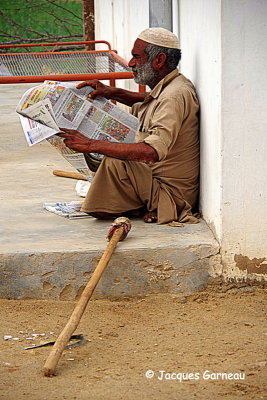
[0,84,220,299]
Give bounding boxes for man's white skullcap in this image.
[138,27,180,50]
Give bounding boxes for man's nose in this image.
[128,57,136,68]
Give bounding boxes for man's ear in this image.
[152,52,167,70]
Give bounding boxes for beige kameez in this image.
[81,69,200,224]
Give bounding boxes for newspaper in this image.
[16,80,138,180]
[43,201,90,219]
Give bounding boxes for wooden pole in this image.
[43,222,129,377]
[83,0,95,51]
[52,170,87,181]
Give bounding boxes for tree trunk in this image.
[83,0,95,50]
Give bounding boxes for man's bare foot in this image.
[143,211,157,223]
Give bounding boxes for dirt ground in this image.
[0,284,266,400]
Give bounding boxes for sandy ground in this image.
[0,284,266,400]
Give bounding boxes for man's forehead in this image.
[131,38,149,54]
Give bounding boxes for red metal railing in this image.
[0,40,134,85]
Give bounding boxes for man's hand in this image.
[57,129,95,153]
[76,79,147,107]
[76,80,115,100]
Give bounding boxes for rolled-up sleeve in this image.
[142,96,185,161]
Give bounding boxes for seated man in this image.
[58,27,200,224]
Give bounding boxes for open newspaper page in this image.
[19,115,95,181]
[43,201,90,219]
[16,80,138,180]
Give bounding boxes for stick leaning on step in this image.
[43,217,131,377]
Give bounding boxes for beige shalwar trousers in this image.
[81,157,199,224]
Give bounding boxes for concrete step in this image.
[0,84,220,299]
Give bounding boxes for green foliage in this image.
[0,0,83,51]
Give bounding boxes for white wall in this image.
[178,0,222,239]
[95,0,149,91]
[221,0,267,255]
[179,0,267,278]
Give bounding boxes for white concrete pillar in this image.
[178,0,267,280]
[220,0,267,279]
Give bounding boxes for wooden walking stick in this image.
[43,217,131,377]
[52,170,88,181]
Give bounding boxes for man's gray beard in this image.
[133,62,158,87]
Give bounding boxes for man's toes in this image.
[143,212,157,223]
